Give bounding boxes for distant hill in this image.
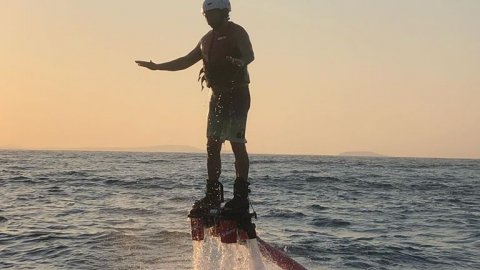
[134,145,203,153]
[77,145,204,153]
[338,151,385,157]
[1,145,204,153]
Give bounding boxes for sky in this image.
[1,0,479,159]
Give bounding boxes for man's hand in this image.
[135,60,157,70]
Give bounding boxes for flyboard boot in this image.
[189,180,224,215]
[189,179,257,242]
[223,178,250,215]
[188,180,224,241]
[222,178,257,240]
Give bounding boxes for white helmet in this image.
[202,0,231,13]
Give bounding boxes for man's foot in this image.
[223,179,250,215]
[190,181,224,215]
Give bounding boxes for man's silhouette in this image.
[136,0,254,215]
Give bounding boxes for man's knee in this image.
[207,137,223,153]
[231,142,247,155]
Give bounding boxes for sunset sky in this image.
[1,0,479,158]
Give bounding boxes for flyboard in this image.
[188,198,307,270]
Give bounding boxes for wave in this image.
[305,176,341,183]
[263,209,306,219]
[344,261,375,269]
[311,217,351,228]
[47,186,64,193]
[102,178,178,191]
[61,171,90,177]
[170,195,191,202]
[1,231,76,244]
[355,180,395,190]
[6,165,37,170]
[136,159,171,164]
[103,179,123,185]
[409,182,450,190]
[136,176,165,181]
[250,159,283,165]
[309,204,329,211]
[96,230,191,244]
[55,209,86,217]
[10,176,31,181]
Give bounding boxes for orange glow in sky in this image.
[1,1,479,158]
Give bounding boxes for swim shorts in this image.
[207,85,250,143]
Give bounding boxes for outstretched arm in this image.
[136,44,202,71]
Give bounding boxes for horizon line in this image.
[0,146,479,161]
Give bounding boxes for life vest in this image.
[200,21,250,88]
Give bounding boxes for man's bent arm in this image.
[235,28,255,66]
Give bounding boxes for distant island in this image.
[338,151,385,157]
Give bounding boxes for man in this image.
[136,0,254,215]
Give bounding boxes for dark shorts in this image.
[207,85,250,143]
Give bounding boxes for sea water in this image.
[0,150,479,269]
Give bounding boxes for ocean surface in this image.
[0,150,479,270]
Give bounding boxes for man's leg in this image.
[231,142,249,180]
[190,137,224,213]
[224,141,250,213]
[207,137,223,182]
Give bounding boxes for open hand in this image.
[135,60,157,70]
